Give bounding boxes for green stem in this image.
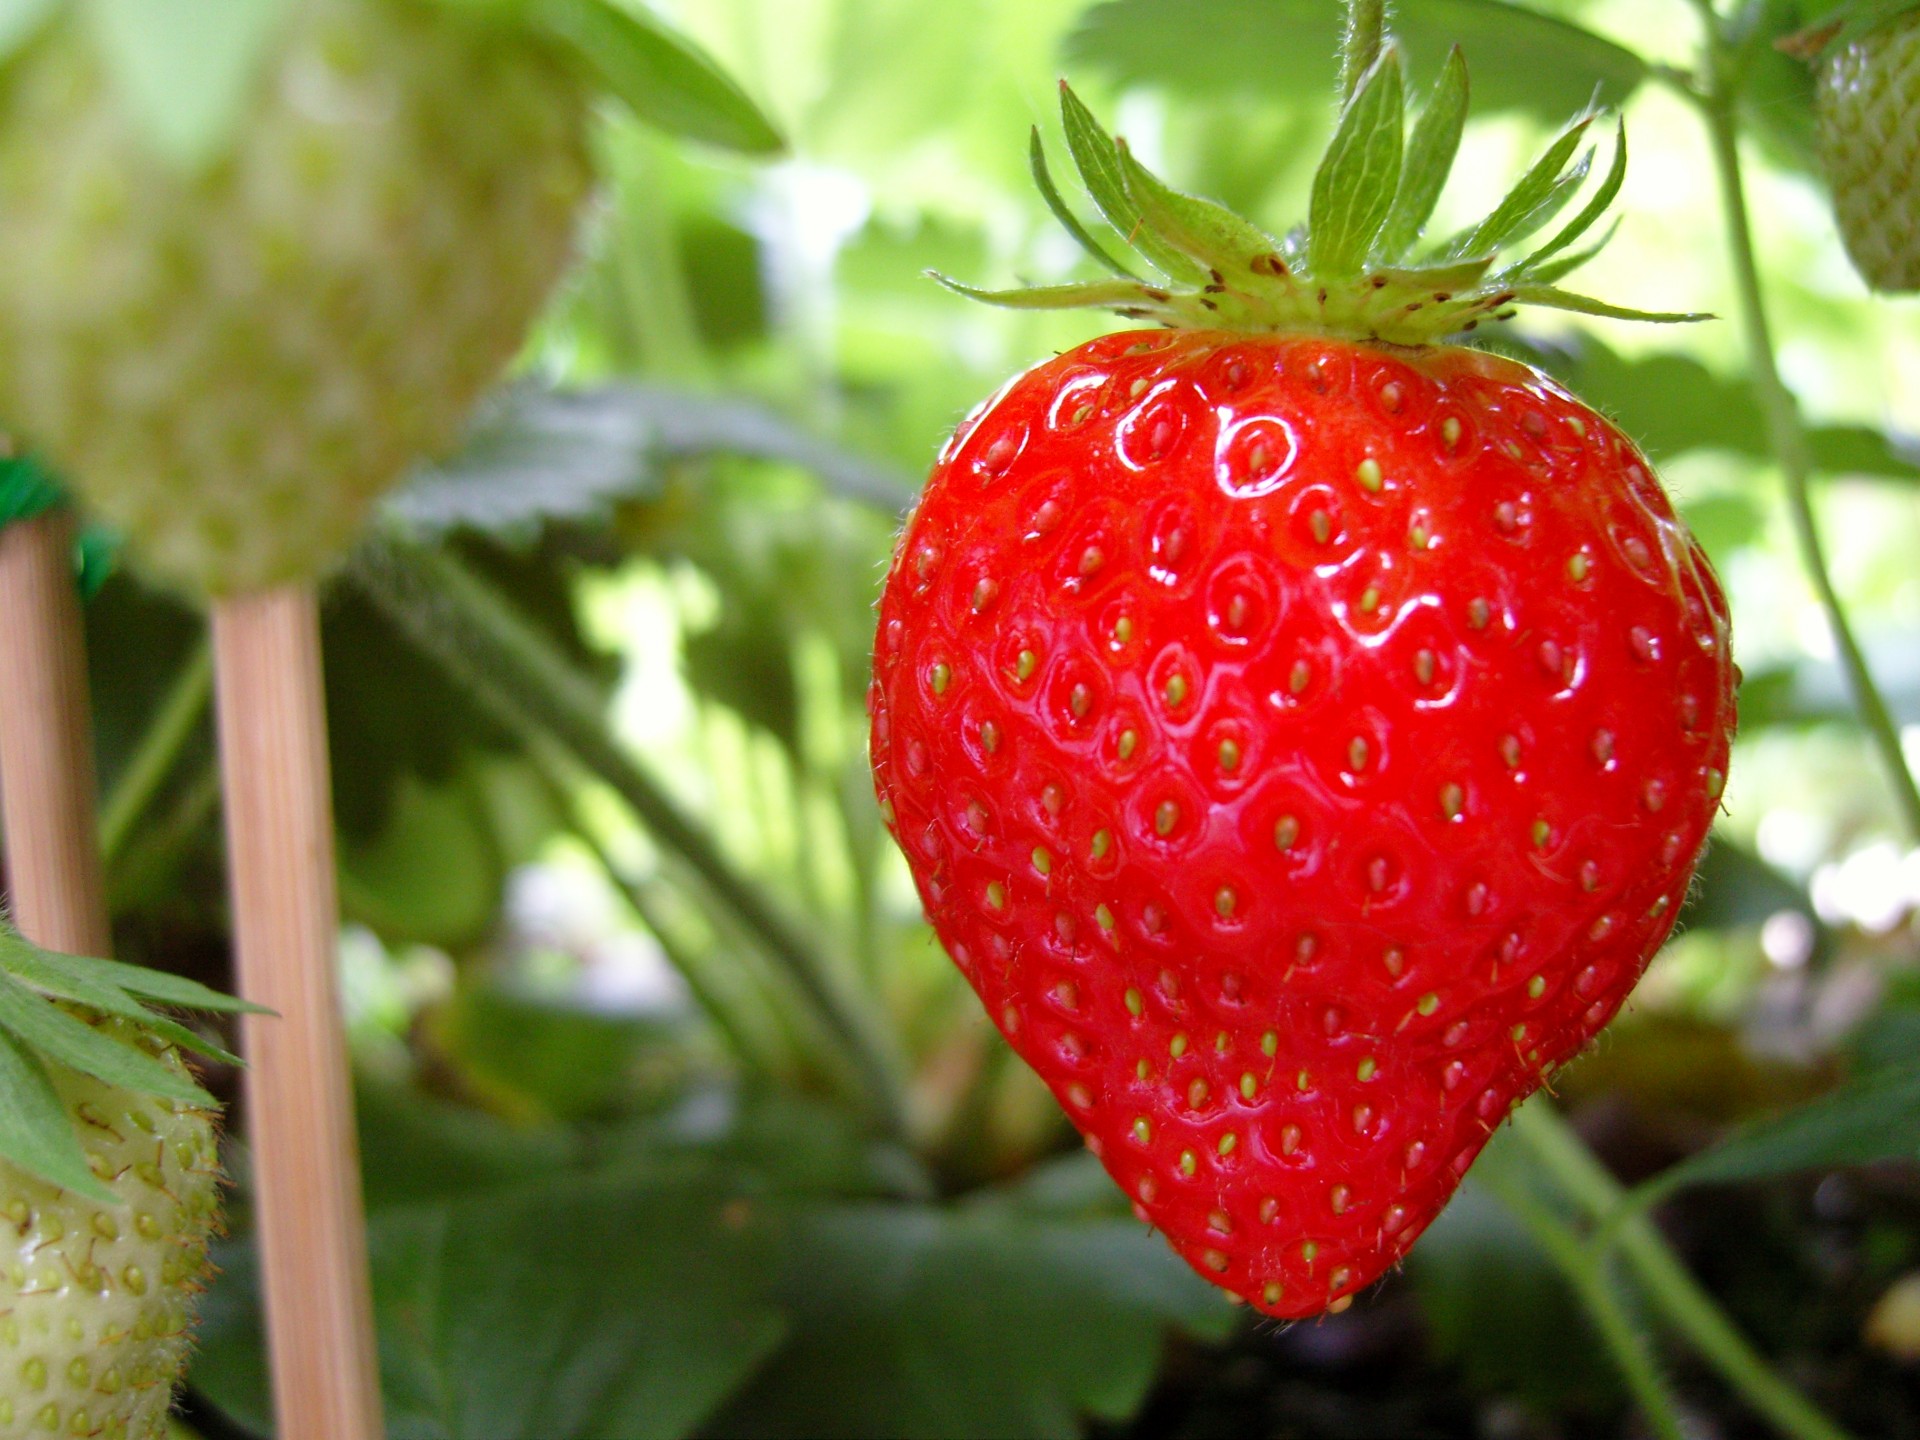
[105,757,219,912]
[1510,1103,1851,1440]
[348,539,912,1141]
[1339,0,1388,99]
[98,640,212,864]
[522,742,800,1085]
[606,136,713,384]
[1688,45,1920,843]
[1474,1163,1688,1440]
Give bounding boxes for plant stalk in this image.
[1475,1163,1688,1440]
[211,586,383,1440]
[0,508,112,957]
[523,740,805,1086]
[348,538,913,1140]
[1690,44,1920,843]
[99,638,213,865]
[1340,0,1388,99]
[1510,1102,1850,1440]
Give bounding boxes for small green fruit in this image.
[0,1029,220,1437]
[0,0,594,595]
[1816,9,1920,293]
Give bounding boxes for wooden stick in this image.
[211,585,383,1440]
[0,509,112,956]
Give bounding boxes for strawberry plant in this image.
[7,0,1920,1437]
[870,26,1735,1317]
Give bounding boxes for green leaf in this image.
[0,0,57,65]
[706,1171,1236,1439]
[82,0,292,169]
[1505,335,1920,484]
[1735,0,1820,173]
[1067,0,1648,126]
[0,1029,116,1203]
[1379,46,1469,257]
[0,942,242,1067]
[1057,82,1206,284]
[0,451,65,531]
[1308,48,1405,279]
[1447,113,1592,260]
[1684,838,1821,937]
[0,971,212,1105]
[531,0,782,154]
[387,383,918,536]
[1632,1061,1920,1206]
[340,770,506,950]
[194,1167,789,1439]
[1029,128,1137,278]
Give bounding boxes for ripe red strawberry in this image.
[869,67,1734,1317]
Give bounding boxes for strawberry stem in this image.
[1339,0,1389,101]
[1474,1148,1689,1440]
[350,539,914,1141]
[1512,1102,1853,1440]
[98,639,212,866]
[1678,16,1920,845]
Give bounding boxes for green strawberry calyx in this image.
[0,915,264,1202]
[937,48,1706,348]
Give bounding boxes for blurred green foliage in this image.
[4,0,1918,1435]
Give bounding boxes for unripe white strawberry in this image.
[1815,8,1920,292]
[0,1028,220,1438]
[0,0,594,594]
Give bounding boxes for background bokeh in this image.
[10,1,1920,1435]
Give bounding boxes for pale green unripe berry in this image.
[0,0,594,595]
[0,1027,220,1438]
[1816,10,1920,293]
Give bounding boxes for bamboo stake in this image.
[211,585,382,1440]
[0,508,112,956]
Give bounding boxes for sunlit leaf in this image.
[0,0,57,66]
[1068,0,1648,125]
[1523,120,1628,272]
[83,0,291,169]
[1506,283,1706,324]
[1117,138,1285,279]
[532,0,783,154]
